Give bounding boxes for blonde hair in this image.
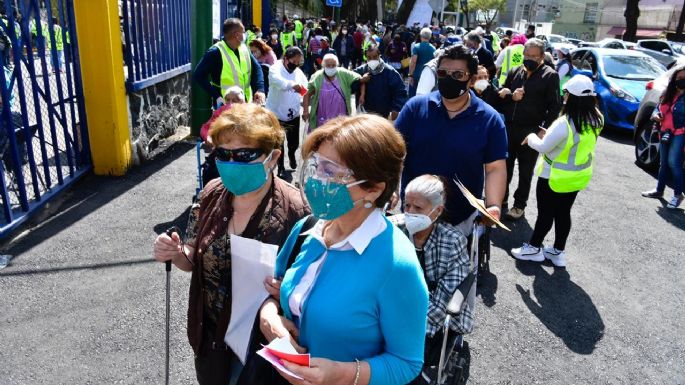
[209,103,284,151]
[302,114,406,207]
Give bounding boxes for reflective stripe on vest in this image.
[214,41,252,102]
[537,117,602,193]
[498,45,524,85]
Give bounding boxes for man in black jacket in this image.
[498,38,561,220]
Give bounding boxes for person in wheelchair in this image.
[198,86,246,186]
[390,175,474,384]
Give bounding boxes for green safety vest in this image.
[498,44,524,86]
[491,32,501,55]
[536,116,603,193]
[294,20,303,40]
[280,31,295,49]
[362,39,372,61]
[246,30,256,46]
[213,41,253,102]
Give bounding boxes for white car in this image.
[580,38,636,50]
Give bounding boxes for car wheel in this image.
[634,120,660,171]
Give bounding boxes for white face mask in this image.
[474,79,489,92]
[324,67,338,77]
[272,34,278,40]
[367,60,380,70]
[404,207,438,235]
[242,32,247,43]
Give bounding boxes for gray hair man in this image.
[408,27,437,97]
[497,37,561,220]
[464,31,495,79]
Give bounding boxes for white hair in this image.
[223,86,245,102]
[405,175,445,208]
[420,28,432,40]
[322,53,339,66]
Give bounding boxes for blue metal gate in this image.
[0,0,90,238]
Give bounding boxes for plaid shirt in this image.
[392,216,474,337]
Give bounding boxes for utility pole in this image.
[190,0,213,136]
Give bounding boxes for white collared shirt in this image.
[289,209,387,317]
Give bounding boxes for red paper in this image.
[264,347,311,366]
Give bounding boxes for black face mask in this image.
[675,79,685,89]
[286,62,298,72]
[523,59,540,72]
[438,76,468,100]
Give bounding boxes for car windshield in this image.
[603,55,664,80]
[549,36,568,44]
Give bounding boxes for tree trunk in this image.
[624,0,640,42]
[675,0,685,42]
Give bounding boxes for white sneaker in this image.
[543,247,567,267]
[511,243,544,262]
[667,194,684,209]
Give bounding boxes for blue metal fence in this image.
[121,0,192,92]
[0,0,90,238]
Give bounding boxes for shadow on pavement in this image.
[490,219,533,254]
[600,127,633,146]
[0,257,155,276]
[154,205,192,235]
[656,204,685,231]
[1,141,195,258]
[515,262,605,354]
[476,269,498,308]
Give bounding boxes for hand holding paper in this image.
[453,178,511,231]
[257,336,311,380]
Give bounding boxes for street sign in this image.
[326,0,342,7]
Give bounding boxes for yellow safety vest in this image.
[280,32,295,49]
[498,44,524,86]
[246,30,256,46]
[294,20,304,40]
[362,39,372,61]
[213,41,253,102]
[536,116,603,193]
[491,32,501,55]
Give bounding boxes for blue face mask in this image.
[304,178,367,220]
[216,151,273,195]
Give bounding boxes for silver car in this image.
[633,58,685,170]
[634,39,685,69]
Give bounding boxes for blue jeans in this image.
[657,133,685,196]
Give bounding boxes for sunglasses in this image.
[215,147,264,163]
[436,68,470,81]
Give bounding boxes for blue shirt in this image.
[276,215,429,385]
[411,42,436,82]
[395,90,508,224]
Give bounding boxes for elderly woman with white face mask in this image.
[394,174,475,338]
[302,53,364,130]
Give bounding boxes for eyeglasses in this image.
[303,152,355,184]
[436,68,470,81]
[214,147,264,163]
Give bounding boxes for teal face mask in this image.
[304,177,366,220]
[216,151,273,195]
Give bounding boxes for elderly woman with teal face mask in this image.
[153,103,309,384]
[257,114,429,385]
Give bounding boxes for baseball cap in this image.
[564,75,596,97]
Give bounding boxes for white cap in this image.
[293,14,299,19]
[556,46,570,55]
[474,26,485,35]
[564,75,596,97]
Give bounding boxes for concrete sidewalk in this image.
[0,141,198,384]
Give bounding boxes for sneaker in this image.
[511,243,544,262]
[667,194,684,209]
[543,247,567,267]
[641,189,663,198]
[505,207,525,220]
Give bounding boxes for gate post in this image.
[73,0,131,176]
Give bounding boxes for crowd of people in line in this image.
[154,14,683,385]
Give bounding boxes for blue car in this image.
[569,48,665,130]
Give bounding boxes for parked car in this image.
[537,34,575,57]
[579,38,636,50]
[633,58,685,170]
[571,48,665,130]
[634,39,685,69]
[567,38,583,47]
[495,27,518,37]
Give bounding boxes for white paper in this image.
[257,348,304,380]
[224,234,279,363]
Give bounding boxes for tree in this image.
[675,0,685,42]
[624,0,640,42]
[468,0,506,28]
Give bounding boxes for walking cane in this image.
[164,226,181,385]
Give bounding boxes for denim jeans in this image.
[656,133,685,196]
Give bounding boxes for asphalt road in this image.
[0,127,683,384]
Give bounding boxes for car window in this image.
[603,55,665,80]
[572,50,586,68]
[642,40,670,53]
[605,42,621,49]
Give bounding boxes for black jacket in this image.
[500,64,561,130]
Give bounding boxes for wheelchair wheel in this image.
[446,340,470,385]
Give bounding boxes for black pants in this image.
[194,346,239,385]
[278,118,300,171]
[529,177,578,250]
[504,125,539,209]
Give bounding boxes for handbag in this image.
[235,215,318,385]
